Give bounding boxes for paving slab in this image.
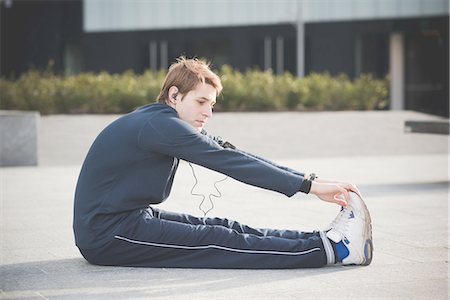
[1,110,449,299]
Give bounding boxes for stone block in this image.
[0,110,39,166]
[404,120,449,135]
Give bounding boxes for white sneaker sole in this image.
[349,192,373,266]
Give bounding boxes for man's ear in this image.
[168,86,179,104]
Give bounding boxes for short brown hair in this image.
[157,56,223,103]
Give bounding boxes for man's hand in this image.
[309,179,361,207]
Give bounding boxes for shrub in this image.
[0,66,388,114]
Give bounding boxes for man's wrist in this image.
[309,181,317,195]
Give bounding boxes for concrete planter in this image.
[0,110,39,166]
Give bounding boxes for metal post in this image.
[264,36,272,71]
[296,0,305,77]
[149,41,157,70]
[160,40,168,71]
[389,33,404,110]
[276,36,284,75]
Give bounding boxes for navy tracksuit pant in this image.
[79,207,330,269]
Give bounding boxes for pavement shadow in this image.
[1,258,354,299]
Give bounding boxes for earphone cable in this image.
[188,162,227,216]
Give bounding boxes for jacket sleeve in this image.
[200,129,305,177]
[138,112,306,197]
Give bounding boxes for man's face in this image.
[173,83,216,131]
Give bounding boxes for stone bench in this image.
[404,120,449,135]
[0,110,39,166]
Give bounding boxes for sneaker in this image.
[326,191,373,266]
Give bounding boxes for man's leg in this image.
[153,207,319,240]
[82,208,333,269]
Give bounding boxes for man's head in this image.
[157,57,223,131]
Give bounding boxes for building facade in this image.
[1,0,448,116]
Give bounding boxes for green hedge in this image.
[0,66,388,114]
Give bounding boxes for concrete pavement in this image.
[1,110,449,299]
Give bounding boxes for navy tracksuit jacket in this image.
[73,103,333,268]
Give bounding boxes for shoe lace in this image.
[328,206,352,237]
[331,207,353,237]
[327,206,344,230]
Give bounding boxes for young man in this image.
[73,57,373,268]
